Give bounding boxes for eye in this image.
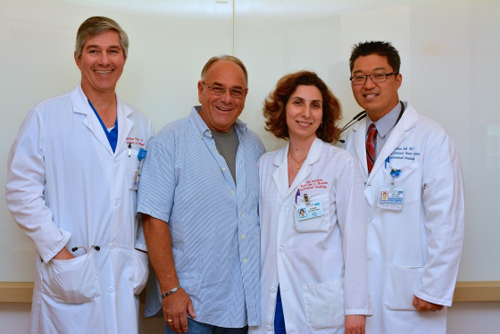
[230,88,244,97]
[293,100,302,106]
[212,86,226,95]
[372,73,385,80]
[312,103,322,109]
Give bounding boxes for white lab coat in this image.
[343,104,464,334]
[249,138,371,334]
[5,84,154,334]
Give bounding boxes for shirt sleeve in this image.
[334,154,372,316]
[5,107,71,262]
[416,130,465,306]
[136,129,176,223]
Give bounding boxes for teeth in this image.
[298,121,311,127]
[96,70,111,74]
[365,94,377,98]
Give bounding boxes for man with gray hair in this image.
[6,16,153,333]
[138,55,264,333]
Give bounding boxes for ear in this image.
[197,80,204,104]
[395,72,403,89]
[74,51,81,70]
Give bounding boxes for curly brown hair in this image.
[263,71,342,143]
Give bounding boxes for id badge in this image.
[377,186,404,211]
[297,201,324,221]
[132,171,141,190]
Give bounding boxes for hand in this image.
[412,296,444,312]
[53,247,75,260]
[163,287,196,333]
[345,314,365,334]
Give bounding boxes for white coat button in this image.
[108,287,114,293]
[282,207,288,213]
[265,325,272,331]
[269,287,276,293]
[110,243,115,249]
[114,159,118,165]
[278,246,284,253]
[114,200,120,206]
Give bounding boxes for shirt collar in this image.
[367,101,402,138]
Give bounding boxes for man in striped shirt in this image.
[137,55,265,334]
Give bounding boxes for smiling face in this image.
[351,54,402,122]
[197,60,247,132]
[285,85,323,144]
[75,29,126,97]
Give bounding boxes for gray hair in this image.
[201,55,248,85]
[75,16,129,59]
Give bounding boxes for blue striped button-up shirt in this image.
[138,107,265,327]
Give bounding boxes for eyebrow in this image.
[212,81,245,89]
[352,67,387,75]
[85,45,122,50]
[290,96,322,103]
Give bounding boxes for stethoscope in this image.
[338,101,405,143]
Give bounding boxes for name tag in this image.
[297,201,324,221]
[377,187,404,211]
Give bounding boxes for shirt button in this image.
[239,212,242,216]
[222,167,226,171]
[108,287,114,293]
[243,259,247,263]
[231,190,235,194]
[241,235,245,239]
[269,287,276,293]
[211,147,215,151]
[278,246,284,253]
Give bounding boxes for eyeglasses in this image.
[350,72,398,85]
[202,81,247,98]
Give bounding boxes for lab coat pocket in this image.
[303,279,345,330]
[133,250,149,295]
[384,263,423,311]
[294,193,331,233]
[48,253,100,304]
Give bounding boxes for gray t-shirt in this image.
[212,126,239,184]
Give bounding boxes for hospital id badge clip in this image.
[132,148,147,190]
[377,166,404,211]
[297,193,324,221]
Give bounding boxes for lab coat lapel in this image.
[272,144,290,200]
[351,119,370,179]
[116,98,133,154]
[72,85,114,155]
[367,106,419,183]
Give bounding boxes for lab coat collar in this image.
[272,137,323,200]
[350,103,419,182]
[71,84,133,155]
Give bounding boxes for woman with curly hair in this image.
[249,71,371,334]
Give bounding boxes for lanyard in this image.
[88,99,118,153]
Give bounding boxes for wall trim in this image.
[1,281,499,303]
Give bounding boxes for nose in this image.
[98,52,110,65]
[302,105,312,118]
[220,89,232,103]
[363,75,376,89]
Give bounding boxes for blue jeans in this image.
[164,318,248,334]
